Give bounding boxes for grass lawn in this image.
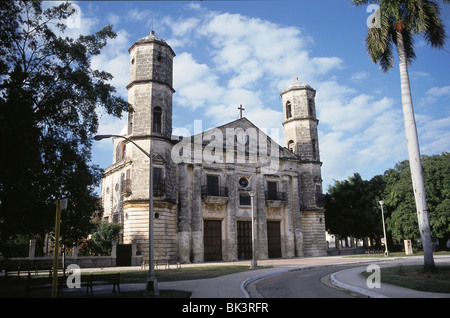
[362,265,450,294]
[347,251,450,258]
[0,265,262,298]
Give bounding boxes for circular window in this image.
[238,177,249,188]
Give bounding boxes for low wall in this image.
[1,256,116,272]
[1,239,143,273]
[327,247,367,256]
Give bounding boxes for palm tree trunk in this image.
[396,28,436,272]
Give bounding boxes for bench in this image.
[141,260,181,270]
[25,273,64,297]
[85,273,120,296]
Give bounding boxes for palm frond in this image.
[355,0,447,71]
[422,1,446,48]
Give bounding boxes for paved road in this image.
[247,264,366,298]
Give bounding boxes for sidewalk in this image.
[61,255,450,298]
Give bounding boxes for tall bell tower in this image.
[127,30,175,139]
[120,30,178,265]
[281,77,320,162]
[281,78,325,257]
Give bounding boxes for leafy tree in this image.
[91,221,122,255]
[0,1,128,253]
[384,153,450,248]
[325,173,385,245]
[351,0,447,272]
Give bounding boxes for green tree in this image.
[384,153,450,248]
[325,173,385,245]
[0,1,128,253]
[91,221,122,255]
[351,0,447,272]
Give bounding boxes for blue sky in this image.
[58,1,450,192]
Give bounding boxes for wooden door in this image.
[237,221,252,260]
[204,220,222,261]
[267,221,281,258]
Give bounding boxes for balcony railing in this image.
[201,185,229,198]
[316,193,325,207]
[121,179,132,196]
[264,191,286,201]
[153,178,165,196]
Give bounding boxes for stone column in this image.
[282,177,295,258]
[292,174,303,257]
[29,239,36,259]
[256,173,268,259]
[112,239,119,267]
[225,171,238,261]
[177,164,191,263]
[191,165,203,262]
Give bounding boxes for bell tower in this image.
[119,31,178,265]
[281,77,326,256]
[281,77,320,162]
[127,30,175,139]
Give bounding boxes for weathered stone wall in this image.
[301,210,327,256]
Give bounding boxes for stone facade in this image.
[100,31,327,264]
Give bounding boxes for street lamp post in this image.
[52,197,67,298]
[94,134,158,295]
[378,200,389,257]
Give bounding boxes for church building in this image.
[100,31,327,264]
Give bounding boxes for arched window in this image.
[287,140,295,152]
[153,107,162,133]
[286,101,292,118]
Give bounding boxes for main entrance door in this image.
[204,220,222,261]
[237,221,252,260]
[267,221,282,258]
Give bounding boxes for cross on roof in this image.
[238,104,245,119]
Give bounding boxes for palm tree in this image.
[352,0,447,272]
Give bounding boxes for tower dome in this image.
[281,77,314,95]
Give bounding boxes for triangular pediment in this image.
[191,117,297,159]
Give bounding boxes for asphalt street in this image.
[246,264,365,298]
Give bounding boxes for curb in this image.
[329,268,388,298]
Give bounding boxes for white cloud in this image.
[420,85,450,105]
[416,114,450,155]
[90,29,131,99]
[350,71,370,81]
[126,8,152,22]
[173,52,224,110]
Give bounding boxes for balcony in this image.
[153,178,165,197]
[121,179,132,197]
[265,191,286,208]
[264,191,286,201]
[316,193,325,207]
[201,185,229,198]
